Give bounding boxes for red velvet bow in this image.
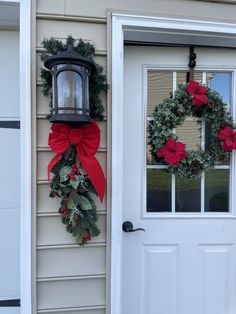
[48,122,106,202]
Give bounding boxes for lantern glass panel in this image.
[57,69,83,114]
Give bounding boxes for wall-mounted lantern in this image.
[44,44,95,125]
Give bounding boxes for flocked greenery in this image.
[50,145,100,245]
[149,83,235,178]
[40,36,108,120]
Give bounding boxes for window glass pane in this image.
[146,122,160,165]
[175,117,202,151]
[205,170,229,212]
[205,122,229,165]
[205,121,211,151]
[147,71,173,164]
[147,71,173,118]
[206,72,231,107]
[176,71,187,86]
[147,169,171,212]
[176,177,201,212]
[176,71,202,87]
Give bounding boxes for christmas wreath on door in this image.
[148,79,236,178]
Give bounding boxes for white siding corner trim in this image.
[20,0,32,313]
[111,13,236,314]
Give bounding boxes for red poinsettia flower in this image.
[185,80,208,108]
[217,127,234,140]
[217,127,236,151]
[157,138,186,165]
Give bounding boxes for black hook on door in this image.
[187,46,196,82]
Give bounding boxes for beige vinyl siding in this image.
[37,0,236,22]
[35,5,108,313]
[35,0,236,313]
[36,20,107,51]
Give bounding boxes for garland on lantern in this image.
[40,35,108,120]
[48,122,106,245]
[149,80,236,178]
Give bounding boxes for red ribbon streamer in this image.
[48,122,106,202]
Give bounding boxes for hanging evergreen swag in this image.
[40,36,108,120]
[149,80,236,178]
[48,122,106,245]
[49,146,100,245]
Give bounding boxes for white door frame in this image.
[111,13,236,314]
[20,0,32,313]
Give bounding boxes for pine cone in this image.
[72,220,77,228]
[219,153,229,162]
[220,123,231,128]
[182,98,188,105]
[191,160,200,171]
[207,101,215,109]
[177,104,185,116]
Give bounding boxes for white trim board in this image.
[20,0,32,313]
[111,13,236,314]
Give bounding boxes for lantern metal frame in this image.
[44,45,95,125]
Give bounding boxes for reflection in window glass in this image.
[207,72,231,107]
[205,122,229,165]
[176,176,201,212]
[176,72,187,86]
[147,71,173,117]
[147,170,171,212]
[205,170,229,212]
[205,121,212,151]
[176,117,202,151]
[176,71,202,87]
[146,123,161,165]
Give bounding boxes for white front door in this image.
[122,46,236,314]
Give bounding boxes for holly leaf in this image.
[61,186,72,194]
[78,195,93,210]
[68,195,76,210]
[79,167,86,176]
[81,219,90,229]
[90,221,101,237]
[70,179,79,190]
[60,166,72,182]
[76,225,84,245]
[71,192,92,210]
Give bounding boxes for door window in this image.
[146,70,232,214]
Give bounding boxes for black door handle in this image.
[122,221,145,232]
